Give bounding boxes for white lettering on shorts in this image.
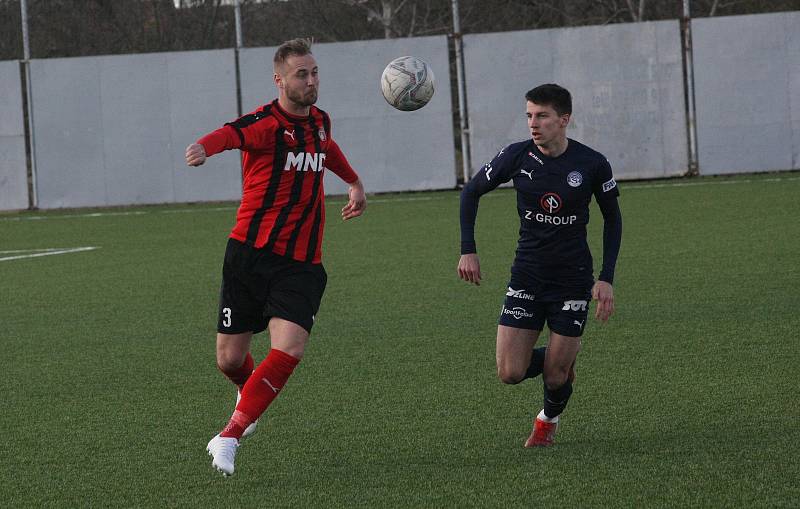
[506,287,535,301]
[502,306,534,320]
[562,300,588,311]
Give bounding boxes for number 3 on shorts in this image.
[222,307,232,327]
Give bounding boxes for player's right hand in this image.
[185,143,207,166]
[458,253,482,286]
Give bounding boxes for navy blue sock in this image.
[543,381,573,419]
[523,347,546,380]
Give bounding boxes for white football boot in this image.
[236,391,258,439]
[206,434,239,476]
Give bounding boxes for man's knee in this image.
[216,332,252,372]
[269,319,309,360]
[216,346,247,373]
[497,365,526,385]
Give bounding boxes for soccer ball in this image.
[380,56,435,111]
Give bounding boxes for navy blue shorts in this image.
[498,275,591,337]
[218,239,327,335]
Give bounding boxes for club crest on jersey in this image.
[567,171,583,187]
[318,128,326,141]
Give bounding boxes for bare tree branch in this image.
[1,0,796,60]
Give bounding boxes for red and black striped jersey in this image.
[198,100,359,264]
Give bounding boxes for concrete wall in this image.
[29,50,241,208]
[693,11,800,174]
[1,11,797,210]
[239,35,456,196]
[463,20,688,180]
[23,37,454,209]
[0,61,29,211]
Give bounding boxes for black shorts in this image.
[217,238,327,334]
[498,275,591,337]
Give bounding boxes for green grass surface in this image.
[1,173,799,507]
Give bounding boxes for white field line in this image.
[0,175,797,222]
[0,211,146,222]
[0,246,99,262]
[160,206,237,214]
[622,175,800,190]
[0,248,70,254]
[368,196,436,203]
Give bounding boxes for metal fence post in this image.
[451,0,471,184]
[20,0,38,209]
[234,0,244,118]
[681,0,699,176]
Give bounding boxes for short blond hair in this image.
[273,38,313,70]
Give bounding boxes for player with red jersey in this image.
[185,38,366,476]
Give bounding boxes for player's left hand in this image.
[342,179,366,220]
[592,281,615,322]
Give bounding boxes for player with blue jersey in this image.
[458,84,622,447]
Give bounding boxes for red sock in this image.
[218,352,254,390]
[220,349,300,439]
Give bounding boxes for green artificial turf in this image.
[1,172,798,507]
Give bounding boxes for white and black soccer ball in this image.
[380,56,435,111]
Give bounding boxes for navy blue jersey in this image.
[461,138,621,290]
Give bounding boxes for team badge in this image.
[318,128,326,141]
[567,171,583,187]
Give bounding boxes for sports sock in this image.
[218,352,254,390]
[220,349,300,439]
[543,380,573,419]
[523,347,547,380]
[537,409,558,423]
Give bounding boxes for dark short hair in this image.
[525,84,572,116]
[273,38,313,69]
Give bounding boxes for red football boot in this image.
[524,416,558,447]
